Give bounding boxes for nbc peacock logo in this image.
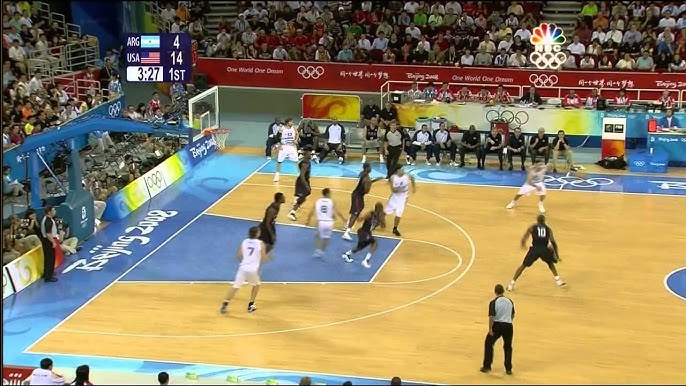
[529,23,568,71]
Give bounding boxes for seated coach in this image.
[458,125,483,168]
[506,127,527,171]
[316,118,347,164]
[480,126,505,170]
[529,127,549,164]
[433,122,457,165]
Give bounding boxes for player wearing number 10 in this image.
[220,226,271,314]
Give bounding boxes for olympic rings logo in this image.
[108,101,122,117]
[145,170,165,190]
[297,65,325,79]
[528,74,559,88]
[633,161,646,167]
[543,175,614,188]
[485,109,529,126]
[529,50,568,71]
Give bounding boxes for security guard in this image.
[481,284,515,374]
[39,205,59,282]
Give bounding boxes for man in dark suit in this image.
[520,86,542,105]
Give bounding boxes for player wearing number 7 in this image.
[220,226,271,314]
[306,188,346,257]
[506,215,567,292]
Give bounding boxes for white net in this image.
[211,129,230,149]
[188,86,219,141]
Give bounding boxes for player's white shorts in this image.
[233,267,261,289]
[317,220,334,239]
[385,194,408,217]
[277,144,299,163]
[517,182,546,196]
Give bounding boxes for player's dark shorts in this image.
[258,223,275,251]
[522,246,556,267]
[355,231,375,250]
[299,137,314,148]
[349,193,364,215]
[295,179,311,198]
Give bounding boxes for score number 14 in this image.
[168,35,187,81]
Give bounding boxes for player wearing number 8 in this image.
[220,226,271,315]
[506,215,567,292]
[306,188,346,257]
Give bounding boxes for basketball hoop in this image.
[203,127,230,150]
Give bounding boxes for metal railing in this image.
[34,2,82,38]
[380,81,684,109]
[144,1,166,32]
[27,39,100,77]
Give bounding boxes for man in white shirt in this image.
[677,14,686,29]
[478,35,497,54]
[405,23,422,39]
[658,11,677,28]
[8,39,27,73]
[316,118,347,164]
[514,23,532,42]
[234,14,249,32]
[508,49,527,67]
[272,45,288,60]
[404,1,420,14]
[357,35,371,51]
[445,1,461,15]
[28,358,65,385]
[604,26,623,47]
[28,70,45,94]
[160,3,176,24]
[497,34,514,53]
[579,54,595,69]
[562,51,577,68]
[566,35,585,56]
[460,49,475,66]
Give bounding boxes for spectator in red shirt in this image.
[563,89,582,107]
[148,92,161,117]
[9,124,23,144]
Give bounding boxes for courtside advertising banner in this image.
[2,266,15,299]
[5,246,44,293]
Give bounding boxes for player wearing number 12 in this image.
[220,226,271,314]
[506,215,567,292]
[306,188,346,257]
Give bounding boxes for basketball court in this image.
[4,150,686,384]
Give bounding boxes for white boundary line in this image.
[118,280,366,285]
[203,211,401,241]
[663,266,686,302]
[23,160,271,353]
[254,171,686,198]
[27,350,438,385]
[370,240,403,283]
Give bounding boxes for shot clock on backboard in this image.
[125,33,192,83]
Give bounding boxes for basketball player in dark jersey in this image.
[507,215,567,291]
[259,192,286,253]
[342,162,384,241]
[342,202,386,268]
[287,149,312,221]
[361,117,381,164]
[298,119,319,160]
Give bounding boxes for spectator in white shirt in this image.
[272,45,288,60]
[160,3,176,24]
[372,33,389,50]
[505,13,519,28]
[615,53,635,70]
[498,34,514,53]
[514,25,532,42]
[580,54,596,69]
[677,14,686,29]
[361,1,373,12]
[622,25,642,43]
[404,1,420,14]
[8,39,27,73]
[274,17,288,34]
[445,1,461,15]
[591,27,606,44]
[55,83,69,105]
[430,1,445,15]
[417,36,431,51]
[170,17,182,33]
[657,27,674,43]
[567,35,586,55]
[61,105,79,121]
[460,49,475,66]
[478,35,497,54]
[662,2,679,16]
[357,35,371,50]
[241,28,257,45]
[245,4,269,19]
[635,50,654,70]
[28,70,44,94]
[659,12,677,28]
[405,23,422,39]
[603,26,623,48]
[507,1,525,16]
[508,49,527,67]
[28,358,65,386]
[314,45,330,62]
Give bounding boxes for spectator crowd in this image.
[191,0,686,72]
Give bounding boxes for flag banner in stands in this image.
[197,58,686,95]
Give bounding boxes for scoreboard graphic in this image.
[125,33,192,83]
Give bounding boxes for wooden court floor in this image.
[31,174,686,384]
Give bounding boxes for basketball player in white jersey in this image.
[505,162,547,213]
[273,118,300,182]
[306,188,345,257]
[385,164,416,237]
[220,226,270,314]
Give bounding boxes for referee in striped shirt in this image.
[481,284,515,375]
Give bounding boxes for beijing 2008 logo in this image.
[529,23,567,70]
